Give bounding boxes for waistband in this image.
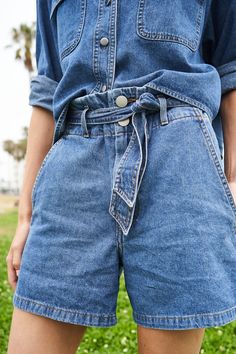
[67,87,189,123]
[65,86,194,138]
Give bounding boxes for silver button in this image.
[118,118,130,126]
[101,84,107,92]
[115,95,128,107]
[100,37,109,46]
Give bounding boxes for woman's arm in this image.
[18,106,55,222]
[6,106,55,290]
[220,90,236,203]
[220,90,236,182]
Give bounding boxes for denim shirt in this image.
[29,0,236,154]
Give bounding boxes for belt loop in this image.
[158,97,169,125]
[81,106,90,137]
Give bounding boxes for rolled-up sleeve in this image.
[29,0,62,112]
[202,0,236,95]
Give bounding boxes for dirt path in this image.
[0,194,19,214]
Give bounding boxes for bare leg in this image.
[137,325,205,354]
[7,307,87,354]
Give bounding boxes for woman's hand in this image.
[6,217,31,291]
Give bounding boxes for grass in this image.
[0,209,236,353]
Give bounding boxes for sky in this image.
[0,1,36,190]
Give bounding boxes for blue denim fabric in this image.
[13,87,236,328]
[29,0,236,157]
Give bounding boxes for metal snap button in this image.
[115,95,128,107]
[118,118,130,126]
[100,37,109,46]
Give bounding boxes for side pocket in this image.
[198,111,236,221]
[31,137,64,208]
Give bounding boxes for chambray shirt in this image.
[29,0,236,154]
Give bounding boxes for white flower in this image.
[121,336,127,345]
[219,346,225,352]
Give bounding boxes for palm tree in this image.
[3,128,28,194]
[5,22,36,79]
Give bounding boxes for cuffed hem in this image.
[28,74,59,113]
[133,305,236,330]
[13,293,117,328]
[217,60,236,95]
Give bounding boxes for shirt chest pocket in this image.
[50,0,86,61]
[136,0,206,51]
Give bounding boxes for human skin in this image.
[6,90,236,353]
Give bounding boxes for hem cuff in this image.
[13,293,117,328]
[133,305,236,330]
[217,60,236,95]
[28,74,59,113]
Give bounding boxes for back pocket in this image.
[50,0,86,61]
[136,0,206,51]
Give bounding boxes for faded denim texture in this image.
[14,86,236,329]
[29,0,236,156]
[13,1,236,330]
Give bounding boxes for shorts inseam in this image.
[13,293,117,328]
[133,305,236,330]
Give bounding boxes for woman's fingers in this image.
[6,220,31,291]
[6,251,18,291]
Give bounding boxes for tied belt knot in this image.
[108,92,169,236]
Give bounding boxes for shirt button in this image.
[101,84,107,92]
[115,95,128,107]
[100,37,109,46]
[118,118,130,126]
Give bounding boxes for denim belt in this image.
[66,92,188,235]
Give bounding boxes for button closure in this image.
[118,118,130,126]
[115,95,128,107]
[100,37,109,46]
[101,84,107,92]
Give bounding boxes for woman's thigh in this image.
[7,307,87,354]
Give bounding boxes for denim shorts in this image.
[13,86,236,329]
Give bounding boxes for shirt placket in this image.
[93,0,117,92]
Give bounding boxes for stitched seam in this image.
[198,117,236,219]
[133,304,236,319]
[14,293,116,318]
[63,131,134,138]
[64,116,199,137]
[136,0,204,51]
[61,0,87,60]
[31,138,64,207]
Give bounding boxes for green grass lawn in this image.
[0,209,235,353]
